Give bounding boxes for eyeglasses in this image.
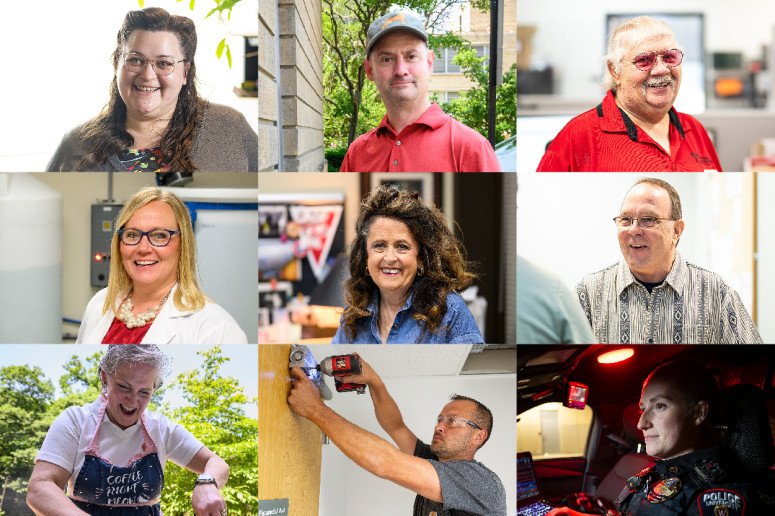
[118,228,180,247]
[123,53,186,77]
[436,414,482,430]
[613,216,674,229]
[630,49,683,71]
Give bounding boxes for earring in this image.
[418,267,425,276]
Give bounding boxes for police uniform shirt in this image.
[614,445,753,515]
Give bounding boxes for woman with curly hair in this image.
[47,7,257,172]
[331,185,483,344]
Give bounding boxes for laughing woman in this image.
[76,186,247,344]
[47,7,257,172]
[27,345,230,516]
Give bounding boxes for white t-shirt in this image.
[35,396,203,496]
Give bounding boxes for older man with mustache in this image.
[538,16,721,171]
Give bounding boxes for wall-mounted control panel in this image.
[91,204,123,287]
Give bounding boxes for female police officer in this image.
[547,359,756,515]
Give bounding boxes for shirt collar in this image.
[376,102,449,137]
[598,89,687,141]
[616,250,686,296]
[367,290,414,314]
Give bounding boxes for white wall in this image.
[0,0,257,171]
[757,173,775,343]
[318,372,516,516]
[519,0,775,107]
[516,172,756,318]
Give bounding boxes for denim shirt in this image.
[331,291,483,344]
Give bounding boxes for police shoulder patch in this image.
[697,489,745,516]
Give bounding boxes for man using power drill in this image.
[288,355,506,515]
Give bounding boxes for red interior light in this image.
[95,254,102,261]
[598,348,634,364]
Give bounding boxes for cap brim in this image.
[366,27,428,57]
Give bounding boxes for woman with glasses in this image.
[76,186,247,344]
[28,345,230,515]
[47,7,257,172]
[331,185,483,344]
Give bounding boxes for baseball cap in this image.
[366,12,428,58]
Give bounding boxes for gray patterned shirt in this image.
[576,252,762,344]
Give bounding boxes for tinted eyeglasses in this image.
[630,49,683,71]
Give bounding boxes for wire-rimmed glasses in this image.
[613,216,674,229]
[630,49,684,71]
[123,53,186,77]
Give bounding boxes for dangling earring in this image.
[418,267,425,276]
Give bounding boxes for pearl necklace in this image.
[119,290,171,329]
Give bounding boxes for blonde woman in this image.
[76,186,247,344]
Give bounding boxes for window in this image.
[434,45,490,74]
[517,402,593,458]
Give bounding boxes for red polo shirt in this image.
[340,103,501,172]
[537,90,722,171]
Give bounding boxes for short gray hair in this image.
[98,345,171,391]
[604,16,680,91]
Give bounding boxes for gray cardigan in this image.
[47,103,257,172]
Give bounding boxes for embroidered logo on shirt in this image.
[691,153,715,167]
[697,489,745,516]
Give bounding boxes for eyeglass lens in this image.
[617,217,658,228]
[633,49,683,70]
[125,55,177,76]
[121,229,173,246]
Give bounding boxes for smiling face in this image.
[364,31,432,109]
[617,183,684,283]
[638,379,704,459]
[365,217,421,304]
[117,30,189,125]
[611,36,681,123]
[101,362,156,430]
[430,400,483,461]
[120,201,180,294]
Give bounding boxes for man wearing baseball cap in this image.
[340,11,501,172]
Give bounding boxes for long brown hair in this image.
[78,7,204,171]
[342,185,478,341]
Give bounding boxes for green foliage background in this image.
[0,347,256,516]
[323,0,516,154]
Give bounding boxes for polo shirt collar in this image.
[616,251,685,296]
[598,89,686,142]
[376,102,449,137]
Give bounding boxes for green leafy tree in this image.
[440,48,516,143]
[323,0,478,149]
[158,346,257,515]
[136,0,243,66]
[0,366,54,515]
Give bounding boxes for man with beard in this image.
[537,16,721,171]
[339,11,501,172]
[287,357,507,515]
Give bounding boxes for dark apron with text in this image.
[70,400,164,515]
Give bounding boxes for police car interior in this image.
[517,345,775,516]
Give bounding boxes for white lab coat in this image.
[76,284,248,344]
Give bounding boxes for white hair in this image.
[604,16,681,91]
[98,345,171,391]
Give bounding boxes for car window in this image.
[517,402,593,458]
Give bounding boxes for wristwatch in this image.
[195,474,218,489]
